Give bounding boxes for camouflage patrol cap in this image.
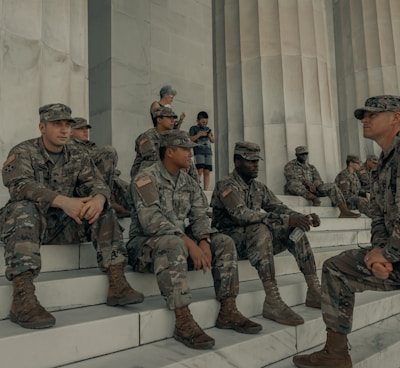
[347,154,361,164]
[153,106,178,118]
[354,95,400,120]
[366,154,378,164]
[72,117,92,129]
[234,141,263,160]
[295,146,308,155]
[39,103,75,123]
[160,129,198,148]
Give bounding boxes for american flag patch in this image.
[139,138,149,145]
[221,187,233,198]
[3,154,16,168]
[136,175,152,188]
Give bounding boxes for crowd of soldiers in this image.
[1,92,400,368]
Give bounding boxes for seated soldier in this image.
[284,146,360,218]
[126,130,261,350]
[211,141,322,327]
[70,117,131,218]
[0,103,143,330]
[357,154,378,193]
[335,154,371,217]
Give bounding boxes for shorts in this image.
[194,153,213,171]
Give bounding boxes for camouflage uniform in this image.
[1,136,127,281]
[284,158,346,205]
[211,168,317,281]
[335,167,370,216]
[127,161,238,309]
[69,118,132,210]
[357,162,371,192]
[322,133,400,334]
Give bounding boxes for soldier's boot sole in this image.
[9,311,56,329]
[106,291,144,306]
[263,308,304,326]
[293,355,352,368]
[215,317,262,334]
[173,331,215,350]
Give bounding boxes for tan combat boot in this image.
[216,296,262,334]
[338,202,361,218]
[304,274,321,308]
[293,329,352,368]
[174,306,215,349]
[10,270,56,329]
[107,263,144,306]
[262,280,304,326]
[305,193,321,207]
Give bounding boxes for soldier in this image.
[211,141,321,326]
[70,117,131,218]
[293,95,400,368]
[357,154,378,193]
[0,103,143,330]
[284,146,360,218]
[335,154,371,217]
[126,130,261,350]
[130,106,198,180]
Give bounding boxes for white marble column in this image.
[0,0,88,203]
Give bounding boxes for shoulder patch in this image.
[221,186,233,198]
[3,154,16,168]
[139,137,149,146]
[135,175,152,188]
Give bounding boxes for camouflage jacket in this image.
[371,133,400,262]
[130,127,199,181]
[283,159,324,195]
[357,162,371,192]
[131,161,212,240]
[335,167,365,198]
[211,169,299,230]
[68,136,99,156]
[2,137,110,213]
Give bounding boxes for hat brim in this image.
[73,123,92,129]
[354,107,386,120]
[176,142,198,148]
[239,154,263,161]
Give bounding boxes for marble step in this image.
[0,214,370,276]
[55,289,400,368]
[0,245,354,320]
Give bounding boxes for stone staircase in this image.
[0,194,399,368]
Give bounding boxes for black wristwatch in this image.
[198,237,212,245]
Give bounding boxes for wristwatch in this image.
[198,237,212,245]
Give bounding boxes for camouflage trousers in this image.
[222,223,316,282]
[345,195,371,217]
[94,146,133,209]
[126,233,239,309]
[315,183,346,206]
[1,200,127,281]
[321,248,400,334]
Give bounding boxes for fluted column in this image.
[214,0,340,193]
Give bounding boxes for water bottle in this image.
[289,215,312,243]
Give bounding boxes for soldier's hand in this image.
[306,181,317,193]
[185,238,211,273]
[309,213,321,227]
[364,247,392,280]
[80,194,106,224]
[52,195,93,224]
[371,262,392,280]
[289,214,311,232]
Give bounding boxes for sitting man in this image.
[211,141,322,327]
[357,153,378,193]
[70,117,131,218]
[284,146,360,218]
[0,103,143,330]
[127,130,261,350]
[292,95,400,368]
[335,154,371,217]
